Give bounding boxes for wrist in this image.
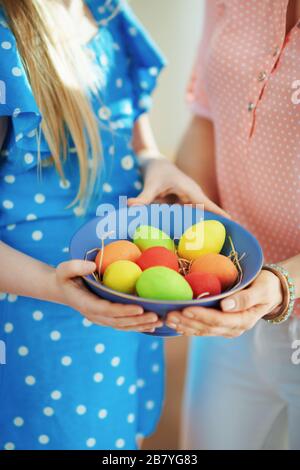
[137,149,167,172]
[46,267,67,306]
[266,270,283,308]
[136,148,163,160]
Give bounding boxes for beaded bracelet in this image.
[262,264,296,324]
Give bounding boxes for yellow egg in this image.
[103,260,142,294]
[178,220,226,261]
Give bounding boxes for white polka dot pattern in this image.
[0,0,165,450]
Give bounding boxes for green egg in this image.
[136,267,193,301]
[133,225,175,252]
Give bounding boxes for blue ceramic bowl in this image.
[70,206,263,337]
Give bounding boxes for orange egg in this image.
[190,253,239,290]
[95,240,141,275]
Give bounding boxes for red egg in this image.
[185,272,222,298]
[136,246,179,272]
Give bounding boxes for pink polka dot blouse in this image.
[188,0,300,314]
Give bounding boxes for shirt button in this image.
[248,102,255,112]
[258,71,267,82]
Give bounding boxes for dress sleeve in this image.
[87,0,166,120]
[118,1,166,120]
[0,9,51,174]
[187,0,220,120]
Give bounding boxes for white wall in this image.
[131,0,204,157]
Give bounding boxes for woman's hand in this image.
[128,158,229,218]
[0,242,162,333]
[166,270,283,337]
[54,260,163,333]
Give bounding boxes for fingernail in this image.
[86,261,96,271]
[222,299,236,311]
[166,322,178,330]
[134,308,144,315]
[149,316,159,323]
[183,310,194,319]
[87,261,96,267]
[169,316,180,324]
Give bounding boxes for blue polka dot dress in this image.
[0,0,166,450]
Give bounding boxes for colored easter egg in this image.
[178,220,226,261]
[95,240,141,275]
[190,253,239,290]
[103,260,142,294]
[185,272,222,298]
[133,225,175,252]
[136,246,179,272]
[136,266,193,301]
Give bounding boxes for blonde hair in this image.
[1,0,102,209]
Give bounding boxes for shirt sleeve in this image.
[187,0,220,120]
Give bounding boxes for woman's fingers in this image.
[69,278,144,318]
[165,274,280,337]
[110,312,159,328]
[127,174,231,221]
[76,287,143,318]
[168,272,283,337]
[127,182,160,206]
[221,286,263,313]
[183,180,230,218]
[129,189,229,218]
[57,260,97,280]
[107,303,144,317]
[127,159,231,221]
[86,316,163,332]
[89,317,163,331]
[87,311,161,329]
[202,195,231,219]
[220,270,282,313]
[167,313,243,338]
[166,307,257,337]
[120,319,163,332]
[58,259,164,332]
[168,307,243,328]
